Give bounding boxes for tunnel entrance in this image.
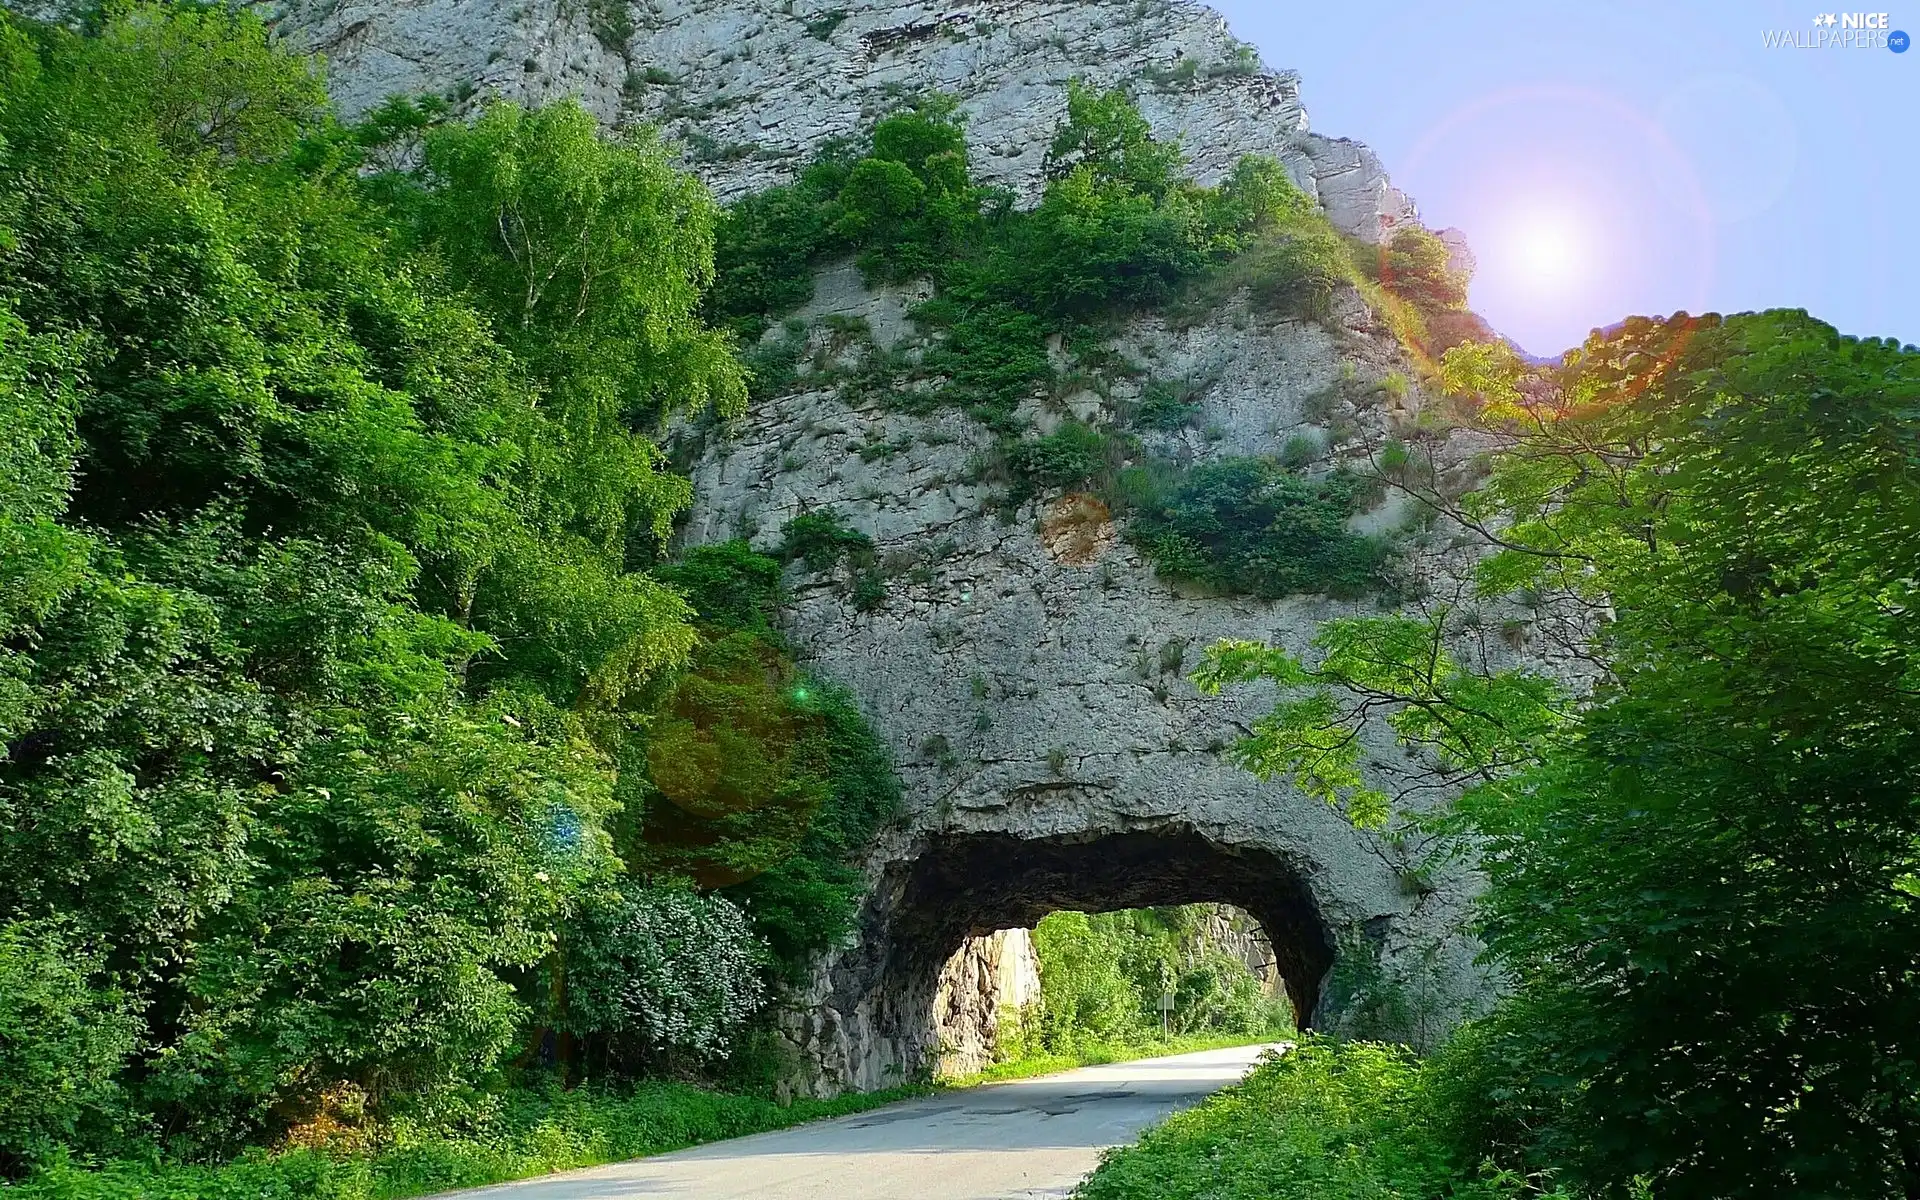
[814,828,1336,1088]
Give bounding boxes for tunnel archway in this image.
[807,827,1337,1088]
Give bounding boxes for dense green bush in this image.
[705,145,858,339]
[780,508,877,572]
[1075,1040,1543,1200]
[1124,458,1394,599]
[0,924,141,1172]
[564,884,768,1064]
[835,99,986,282]
[1364,226,1470,315]
[1001,420,1133,503]
[1019,908,1293,1059]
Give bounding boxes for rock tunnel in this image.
[783,826,1338,1094]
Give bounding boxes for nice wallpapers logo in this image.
[1764,12,1911,50]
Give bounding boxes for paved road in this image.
[434,1044,1280,1200]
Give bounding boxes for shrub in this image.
[728,684,902,980]
[1127,459,1395,599]
[779,509,875,572]
[565,884,769,1064]
[1367,226,1470,315]
[1133,377,1207,430]
[849,568,887,612]
[1004,421,1117,498]
[1075,1039,1540,1200]
[1280,432,1319,468]
[706,149,858,338]
[0,923,140,1173]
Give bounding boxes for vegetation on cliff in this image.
[710,82,1444,604]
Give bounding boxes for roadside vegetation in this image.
[7,5,1905,1200]
[5,1084,922,1200]
[1078,1040,1546,1200]
[0,5,901,1192]
[1091,312,1920,1198]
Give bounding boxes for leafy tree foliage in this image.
[0,5,879,1170]
[836,99,984,281]
[620,542,902,984]
[0,923,141,1171]
[1022,908,1292,1055]
[1366,227,1470,315]
[1199,311,1920,1196]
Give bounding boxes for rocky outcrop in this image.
[677,260,1506,1094]
[1199,906,1284,997]
[255,0,1420,241]
[933,927,1039,1076]
[225,0,1502,1094]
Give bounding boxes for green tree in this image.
[0,2,744,1159]
[414,99,744,553]
[1198,312,1920,1196]
[835,100,983,280]
[1043,79,1185,201]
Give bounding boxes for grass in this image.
[11,1082,927,1200]
[1073,1038,1558,1200]
[947,1031,1289,1088]
[14,1035,1294,1199]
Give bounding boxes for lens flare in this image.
[1509,210,1588,292]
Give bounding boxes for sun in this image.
[1508,210,1589,292]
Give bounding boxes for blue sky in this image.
[1212,0,1916,355]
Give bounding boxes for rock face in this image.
[1199,905,1285,996]
[933,926,1039,1077]
[236,0,1499,1094]
[256,0,1419,241]
[675,265,1500,1094]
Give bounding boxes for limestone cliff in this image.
[233,0,1506,1095]
[932,926,1038,1077]
[678,259,1500,1093]
[254,0,1417,242]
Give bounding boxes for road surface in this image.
[433,1043,1280,1200]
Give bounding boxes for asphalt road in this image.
[432,1043,1280,1200]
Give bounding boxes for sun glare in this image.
[1509,211,1588,292]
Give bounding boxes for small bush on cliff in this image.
[1123,458,1395,600]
